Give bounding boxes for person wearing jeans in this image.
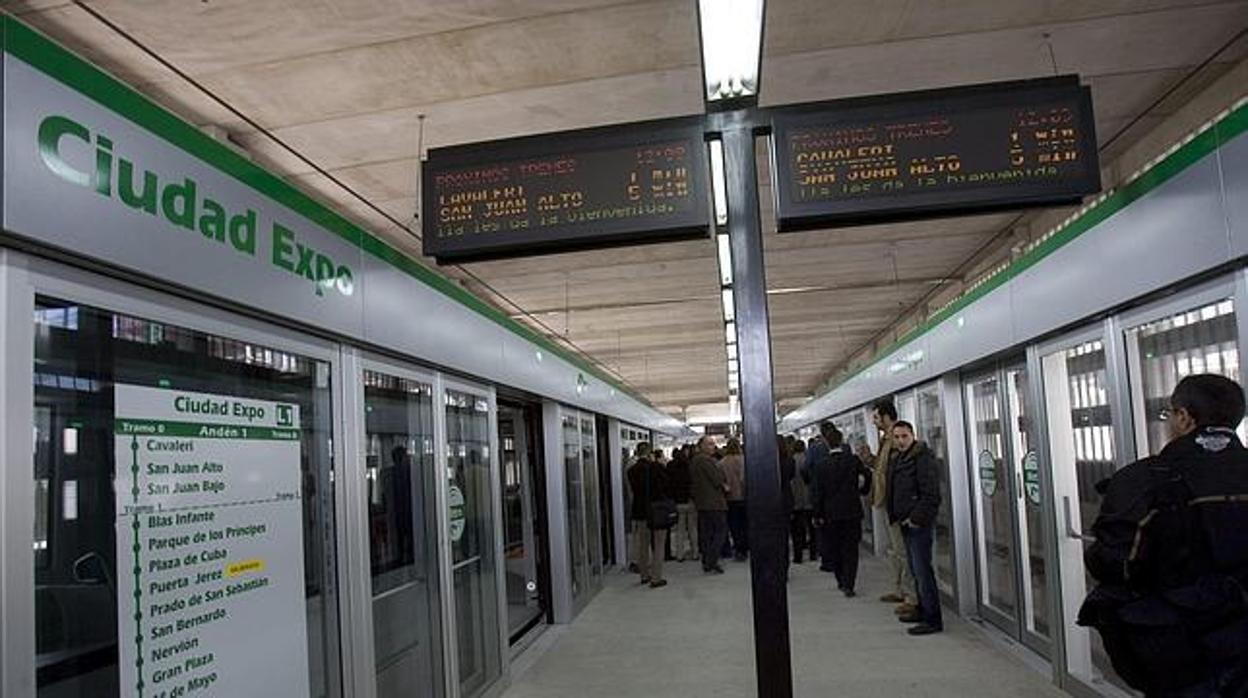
[720,438,748,561]
[887,421,943,635]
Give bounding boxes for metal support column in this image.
[718,115,793,698]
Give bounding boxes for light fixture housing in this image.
[697,0,766,109]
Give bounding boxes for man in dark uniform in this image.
[809,422,873,596]
[1081,374,1248,696]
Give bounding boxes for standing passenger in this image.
[860,399,917,615]
[626,443,671,588]
[1079,375,1248,695]
[667,445,698,562]
[790,439,815,564]
[810,423,873,596]
[690,436,729,574]
[888,421,943,635]
[721,439,748,561]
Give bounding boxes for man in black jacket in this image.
[626,444,671,588]
[810,422,873,596]
[888,421,943,635]
[1080,374,1248,696]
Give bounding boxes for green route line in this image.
[130,435,145,698]
[115,418,299,441]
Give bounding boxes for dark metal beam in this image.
[713,111,793,698]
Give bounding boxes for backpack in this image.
[1078,460,1248,693]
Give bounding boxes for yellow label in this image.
[225,559,265,578]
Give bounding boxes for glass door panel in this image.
[1042,339,1129,693]
[362,370,443,698]
[916,383,957,599]
[1125,297,1241,456]
[498,403,546,644]
[32,297,341,698]
[965,372,1020,630]
[444,389,502,698]
[580,416,604,586]
[562,413,587,603]
[1005,367,1050,650]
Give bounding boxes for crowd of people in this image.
[623,397,944,637]
[622,374,1248,692]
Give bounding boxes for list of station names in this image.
[784,101,1091,204]
[114,385,310,698]
[423,131,709,259]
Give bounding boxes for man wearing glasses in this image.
[1080,374,1248,697]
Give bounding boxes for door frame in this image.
[344,351,450,698]
[438,375,506,698]
[3,250,348,698]
[962,358,1053,657]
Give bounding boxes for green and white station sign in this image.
[113,385,310,698]
[1022,450,1043,505]
[978,449,998,497]
[448,484,467,543]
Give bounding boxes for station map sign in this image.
[422,117,711,262]
[771,76,1100,231]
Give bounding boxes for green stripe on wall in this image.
[0,15,647,405]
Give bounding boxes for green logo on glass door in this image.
[978,450,998,497]
[448,484,466,542]
[1022,451,1042,505]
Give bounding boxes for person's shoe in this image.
[843,589,857,598]
[733,553,748,562]
[879,593,904,603]
[711,565,726,574]
[819,566,836,573]
[894,602,919,616]
[897,612,923,623]
[639,577,651,585]
[907,623,942,636]
[649,579,668,588]
[628,563,640,573]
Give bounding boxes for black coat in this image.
[666,455,693,504]
[626,459,670,522]
[779,453,796,515]
[887,442,941,528]
[810,443,871,521]
[1086,427,1248,587]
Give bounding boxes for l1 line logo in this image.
[37,114,355,299]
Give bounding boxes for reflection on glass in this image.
[915,384,957,598]
[1005,368,1049,640]
[445,390,501,697]
[363,371,442,698]
[563,414,587,600]
[499,405,544,642]
[32,298,339,698]
[966,374,1019,618]
[581,417,604,582]
[1126,298,1241,456]
[1043,340,1125,689]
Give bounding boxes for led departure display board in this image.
[422,117,710,262]
[772,76,1100,231]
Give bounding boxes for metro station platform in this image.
[506,557,1063,698]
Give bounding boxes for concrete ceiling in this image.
[7,0,1248,419]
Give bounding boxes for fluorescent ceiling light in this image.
[726,343,738,360]
[721,288,736,323]
[698,0,765,104]
[710,139,729,225]
[725,321,736,345]
[728,359,739,373]
[717,233,733,286]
